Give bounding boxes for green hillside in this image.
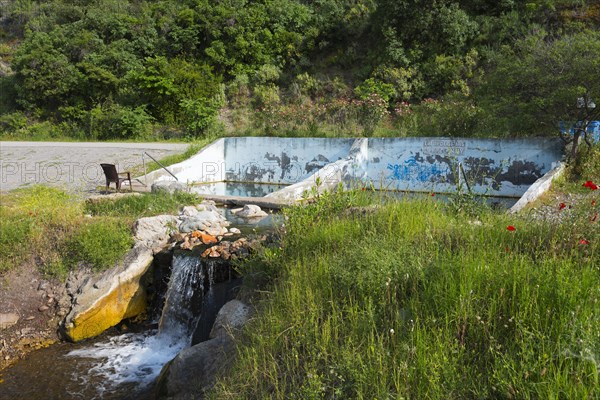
[1,0,599,141]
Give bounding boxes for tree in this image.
[477,30,600,158]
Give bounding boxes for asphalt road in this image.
[0,141,188,193]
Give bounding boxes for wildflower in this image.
[579,239,590,245]
[559,202,566,210]
[592,200,597,206]
[390,328,395,335]
[431,192,435,196]
[583,180,598,190]
[507,225,516,231]
[592,212,598,222]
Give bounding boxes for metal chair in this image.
[100,163,132,192]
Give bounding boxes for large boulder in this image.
[61,243,154,342]
[156,336,235,399]
[156,300,252,399]
[210,300,252,339]
[133,215,180,248]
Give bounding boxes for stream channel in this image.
[0,199,282,400]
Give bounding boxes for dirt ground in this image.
[0,261,69,370]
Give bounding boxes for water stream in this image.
[0,254,225,400]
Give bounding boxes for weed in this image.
[210,189,599,399]
[85,191,201,219]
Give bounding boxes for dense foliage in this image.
[1,0,599,139]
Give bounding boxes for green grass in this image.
[210,190,599,399]
[84,191,201,219]
[0,186,201,278]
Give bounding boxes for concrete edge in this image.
[508,162,565,214]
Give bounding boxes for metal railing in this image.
[142,152,179,185]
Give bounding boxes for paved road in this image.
[0,141,189,193]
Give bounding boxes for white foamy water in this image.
[66,329,186,391]
[66,254,206,395]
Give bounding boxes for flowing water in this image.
[0,254,224,400]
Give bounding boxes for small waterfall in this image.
[66,253,216,394]
[158,254,205,341]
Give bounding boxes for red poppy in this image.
[559,202,566,210]
[579,239,590,245]
[583,181,598,190]
[507,225,516,231]
[591,213,598,222]
[592,200,597,206]
[431,193,435,197]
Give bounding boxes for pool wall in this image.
[142,137,564,200]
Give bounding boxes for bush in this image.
[89,103,154,140]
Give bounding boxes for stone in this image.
[38,305,49,312]
[229,227,241,235]
[61,243,154,342]
[24,316,35,321]
[180,206,199,217]
[156,335,235,398]
[190,230,218,245]
[20,327,35,336]
[0,313,19,330]
[210,300,252,339]
[151,181,188,194]
[37,281,50,291]
[133,215,180,247]
[231,204,268,219]
[179,210,229,234]
[200,200,218,212]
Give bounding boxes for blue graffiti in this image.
[387,156,450,182]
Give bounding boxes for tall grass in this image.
[210,191,599,399]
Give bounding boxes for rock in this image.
[231,204,268,219]
[151,181,188,194]
[191,231,218,245]
[180,206,199,217]
[210,300,252,339]
[156,335,235,399]
[179,210,229,234]
[38,305,49,312]
[24,316,35,321]
[37,281,50,291]
[200,200,219,212]
[133,215,180,247]
[61,243,154,342]
[0,313,20,330]
[20,327,35,336]
[229,227,241,235]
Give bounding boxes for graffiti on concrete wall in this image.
[386,154,453,183]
